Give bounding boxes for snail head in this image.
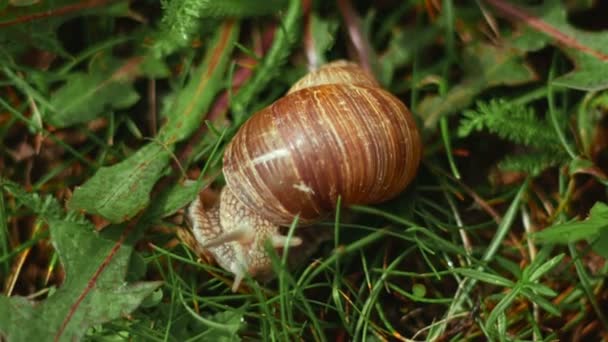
[188,187,302,291]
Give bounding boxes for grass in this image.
[1,0,608,341]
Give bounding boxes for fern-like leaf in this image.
[1,179,87,223]
[458,99,562,150]
[458,99,572,175]
[156,0,287,56]
[498,152,568,175]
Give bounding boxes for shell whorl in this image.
[188,60,422,291]
[287,60,379,93]
[223,62,422,225]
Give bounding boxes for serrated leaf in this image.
[497,0,608,91]
[378,26,438,86]
[554,54,608,91]
[525,1,608,91]
[48,71,139,127]
[533,202,608,243]
[498,152,567,175]
[144,179,201,220]
[2,179,64,220]
[69,22,239,223]
[155,0,284,55]
[195,0,286,17]
[205,310,244,341]
[0,22,66,58]
[181,296,244,341]
[158,21,239,143]
[69,143,171,223]
[592,229,608,259]
[140,55,171,79]
[0,220,162,342]
[458,100,561,147]
[418,42,537,128]
[0,0,129,58]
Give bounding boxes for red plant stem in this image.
[302,0,319,70]
[175,25,276,167]
[485,0,608,61]
[54,222,136,342]
[56,20,241,341]
[148,79,157,136]
[0,0,118,28]
[336,0,373,74]
[210,25,276,123]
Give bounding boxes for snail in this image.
[188,60,421,291]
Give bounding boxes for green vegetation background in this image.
[1,0,607,340]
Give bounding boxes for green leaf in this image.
[418,42,537,128]
[568,157,594,174]
[180,290,245,340]
[592,229,608,259]
[456,99,570,175]
[69,22,239,223]
[537,6,608,91]
[378,26,438,86]
[528,254,564,282]
[69,143,171,223]
[578,92,608,156]
[144,179,201,220]
[486,284,522,331]
[158,23,239,143]
[453,268,514,288]
[231,0,302,122]
[193,0,287,17]
[498,153,567,176]
[533,202,608,243]
[48,70,139,128]
[156,0,285,55]
[0,220,162,342]
[308,14,339,66]
[524,282,558,298]
[555,54,608,91]
[506,0,608,91]
[521,288,561,316]
[458,100,561,148]
[2,179,64,220]
[205,310,244,341]
[140,55,172,79]
[0,0,129,59]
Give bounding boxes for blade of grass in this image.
[568,243,608,330]
[0,182,9,275]
[354,248,411,342]
[547,54,576,159]
[430,180,528,339]
[440,116,461,179]
[485,283,522,331]
[0,98,94,167]
[278,215,300,338]
[331,196,349,330]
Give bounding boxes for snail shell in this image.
[188,61,421,291]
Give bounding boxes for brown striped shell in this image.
[188,60,421,291]
[223,62,421,225]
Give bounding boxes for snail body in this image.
[188,61,421,291]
